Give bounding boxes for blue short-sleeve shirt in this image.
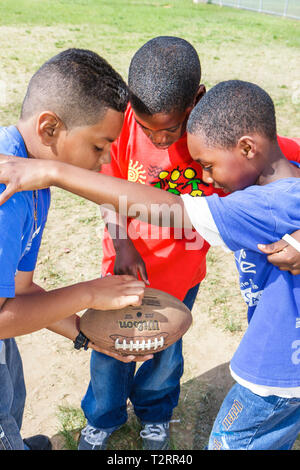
[0,126,51,348]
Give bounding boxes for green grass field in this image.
[1,0,299,450]
[0,0,299,134]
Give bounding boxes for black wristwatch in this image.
[74,331,89,350]
[74,316,89,350]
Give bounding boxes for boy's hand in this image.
[0,155,55,204]
[258,230,300,275]
[87,274,146,311]
[114,238,149,285]
[88,341,153,363]
[83,275,152,362]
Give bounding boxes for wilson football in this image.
[79,287,193,356]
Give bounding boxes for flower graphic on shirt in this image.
[150,165,208,197]
[128,159,147,184]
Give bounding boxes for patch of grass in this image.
[56,405,86,450]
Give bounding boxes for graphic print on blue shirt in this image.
[206,179,300,388]
[0,126,51,348]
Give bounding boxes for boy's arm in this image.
[11,271,149,362]
[14,270,82,342]
[0,274,144,338]
[100,206,149,284]
[100,136,149,284]
[0,275,150,362]
[183,186,300,258]
[0,155,299,272]
[0,157,186,226]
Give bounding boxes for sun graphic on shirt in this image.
[128,159,147,184]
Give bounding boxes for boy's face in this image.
[188,133,259,193]
[133,108,191,149]
[55,108,124,171]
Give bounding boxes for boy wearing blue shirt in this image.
[183,80,300,449]
[0,48,146,450]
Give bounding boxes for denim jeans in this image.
[0,339,26,450]
[208,382,300,450]
[81,284,200,430]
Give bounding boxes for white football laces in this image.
[115,337,164,352]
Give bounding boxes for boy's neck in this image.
[256,141,300,186]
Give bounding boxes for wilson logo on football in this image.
[118,320,160,331]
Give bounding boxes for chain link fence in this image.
[193,0,300,20]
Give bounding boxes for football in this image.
[79,287,193,356]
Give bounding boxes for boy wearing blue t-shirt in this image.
[0,49,146,450]
[182,80,300,450]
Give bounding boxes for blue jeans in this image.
[0,339,26,450]
[81,284,200,430]
[208,382,300,450]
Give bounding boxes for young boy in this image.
[0,48,146,450]
[184,80,300,450]
[80,36,210,451]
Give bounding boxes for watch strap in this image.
[74,316,89,350]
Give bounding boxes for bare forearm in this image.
[17,281,81,341]
[100,206,129,249]
[0,157,190,228]
[53,162,186,228]
[47,314,79,341]
[0,282,91,339]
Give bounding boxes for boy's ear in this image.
[185,85,207,117]
[194,84,206,106]
[238,136,257,160]
[36,111,65,146]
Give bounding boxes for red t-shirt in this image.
[101,105,300,301]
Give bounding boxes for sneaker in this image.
[78,425,112,450]
[140,422,170,450]
[23,434,52,450]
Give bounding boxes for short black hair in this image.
[128,36,201,115]
[187,80,277,148]
[21,48,129,128]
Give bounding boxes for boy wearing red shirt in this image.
[77,37,300,450]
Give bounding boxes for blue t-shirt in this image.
[0,126,51,349]
[206,179,300,388]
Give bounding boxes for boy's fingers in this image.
[257,240,288,254]
[118,274,141,282]
[0,184,17,206]
[118,294,143,308]
[120,275,146,289]
[138,264,150,285]
[89,343,152,363]
[132,354,153,362]
[258,240,300,275]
